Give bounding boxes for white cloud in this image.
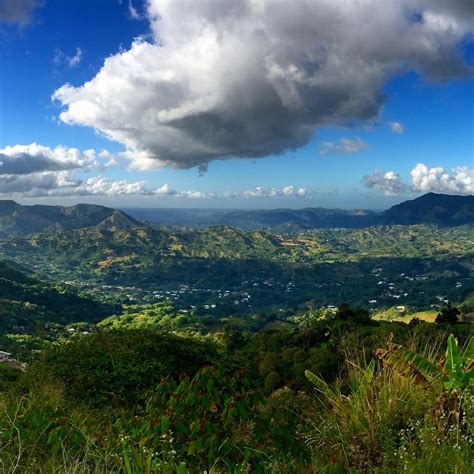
[363,170,406,196]
[0,0,38,25]
[411,163,473,194]
[319,137,368,156]
[0,172,80,197]
[243,186,307,199]
[388,121,405,134]
[128,1,140,20]
[74,176,149,196]
[0,143,309,199]
[52,0,474,170]
[0,143,97,174]
[0,144,122,197]
[363,162,473,196]
[54,47,83,68]
[67,47,83,67]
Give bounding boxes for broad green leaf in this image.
[305,369,338,405]
[445,334,464,386]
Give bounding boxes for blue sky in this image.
[0,0,472,209]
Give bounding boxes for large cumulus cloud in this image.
[52,0,474,170]
[411,163,473,194]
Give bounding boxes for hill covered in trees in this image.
[0,223,472,313]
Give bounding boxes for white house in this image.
[0,351,12,361]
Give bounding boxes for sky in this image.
[0,0,473,210]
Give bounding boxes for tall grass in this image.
[305,332,473,473]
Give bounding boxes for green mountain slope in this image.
[0,260,117,333]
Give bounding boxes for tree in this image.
[335,303,371,324]
[435,305,460,325]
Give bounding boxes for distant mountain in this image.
[218,208,377,230]
[0,201,141,237]
[124,207,378,230]
[377,193,474,226]
[125,193,473,230]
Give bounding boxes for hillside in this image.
[378,192,474,225]
[0,201,141,237]
[0,259,116,333]
[0,224,472,313]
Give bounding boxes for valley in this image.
[0,193,472,472]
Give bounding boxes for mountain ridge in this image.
[0,201,141,237]
[124,193,473,230]
[0,193,472,237]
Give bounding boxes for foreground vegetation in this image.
[0,309,471,472]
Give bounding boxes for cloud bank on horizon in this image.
[52,0,474,173]
[0,144,311,199]
[1,143,470,199]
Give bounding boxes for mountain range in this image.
[126,193,473,230]
[0,193,472,237]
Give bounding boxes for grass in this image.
[374,309,438,324]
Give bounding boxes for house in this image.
[0,351,12,361]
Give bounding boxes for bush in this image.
[34,329,218,407]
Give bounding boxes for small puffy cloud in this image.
[53,0,474,170]
[388,121,405,134]
[363,170,406,196]
[128,0,140,20]
[54,48,84,68]
[0,0,38,25]
[98,149,119,168]
[411,163,473,194]
[319,137,368,156]
[151,183,216,199]
[243,186,307,199]
[67,47,83,67]
[74,176,149,196]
